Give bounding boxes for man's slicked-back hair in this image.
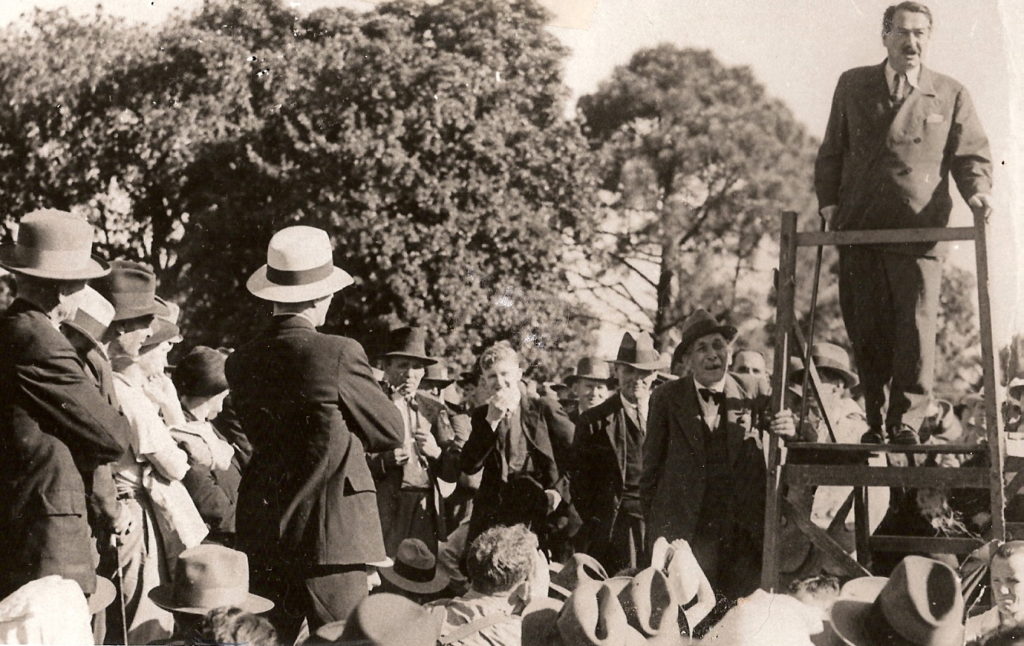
[478,340,521,373]
[465,524,538,595]
[883,2,933,34]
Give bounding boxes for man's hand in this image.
[413,428,442,459]
[385,446,410,467]
[485,388,518,425]
[771,409,797,438]
[819,205,838,228]
[111,502,134,538]
[968,193,993,222]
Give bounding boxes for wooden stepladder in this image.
[760,210,1007,589]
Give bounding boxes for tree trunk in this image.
[654,233,679,352]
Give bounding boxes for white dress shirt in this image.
[694,376,727,431]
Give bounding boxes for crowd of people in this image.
[0,0,1012,644]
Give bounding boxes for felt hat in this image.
[557,581,647,646]
[791,342,859,388]
[141,297,182,351]
[149,544,273,615]
[0,209,109,280]
[675,308,737,357]
[608,332,664,371]
[606,568,683,638]
[62,286,115,348]
[172,346,229,398]
[379,538,450,595]
[246,225,354,303]
[521,597,565,646]
[379,327,436,365]
[96,260,168,321]
[830,556,964,646]
[565,357,613,386]
[324,593,442,646]
[549,554,609,600]
[421,359,454,388]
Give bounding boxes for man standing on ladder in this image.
[815,1,993,445]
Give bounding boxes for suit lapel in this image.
[890,65,940,140]
[674,379,707,466]
[611,401,631,483]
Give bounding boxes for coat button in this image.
[913,137,922,143]
[898,168,912,176]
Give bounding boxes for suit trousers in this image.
[838,246,940,429]
[589,504,645,576]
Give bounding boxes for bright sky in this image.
[2,0,1021,349]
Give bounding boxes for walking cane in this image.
[111,533,129,645]
[798,214,828,438]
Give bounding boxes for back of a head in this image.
[466,524,538,596]
[192,606,277,646]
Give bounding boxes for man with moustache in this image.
[564,356,613,424]
[571,334,663,574]
[642,309,795,598]
[816,1,992,445]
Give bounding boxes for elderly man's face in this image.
[732,350,767,377]
[688,333,732,387]
[616,365,656,404]
[111,316,154,359]
[992,552,1024,625]
[883,9,931,73]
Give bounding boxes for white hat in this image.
[245,226,354,302]
[62,286,116,346]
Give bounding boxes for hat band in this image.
[392,560,437,583]
[174,583,249,611]
[266,261,333,286]
[15,245,92,270]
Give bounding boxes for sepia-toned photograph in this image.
[0,0,1019,643]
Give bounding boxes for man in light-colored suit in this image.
[815,1,993,445]
[641,309,794,599]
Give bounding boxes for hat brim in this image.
[148,586,275,616]
[565,374,613,386]
[142,319,182,350]
[380,352,437,366]
[379,566,450,595]
[793,364,859,389]
[88,576,116,615]
[607,359,666,371]
[422,378,455,388]
[679,324,738,355]
[61,320,105,350]
[0,247,110,281]
[246,264,354,303]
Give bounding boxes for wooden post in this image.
[853,487,872,569]
[761,211,798,591]
[973,208,1006,541]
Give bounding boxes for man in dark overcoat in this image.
[226,225,404,642]
[641,309,795,599]
[572,333,663,574]
[815,1,992,444]
[0,210,129,601]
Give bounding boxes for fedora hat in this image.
[379,327,436,365]
[0,209,109,280]
[328,593,442,646]
[149,544,273,615]
[557,581,646,646]
[565,357,612,386]
[246,225,354,303]
[141,297,182,352]
[830,556,964,646]
[549,554,609,600]
[379,538,450,595]
[608,332,665,371]
[96,260,169,321]
[606,568,683,638]
[421,358,454,388]
[676,308,737,357]
[62,286,115,348]
[791,342,859,388]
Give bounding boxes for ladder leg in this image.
[854,486,872,570]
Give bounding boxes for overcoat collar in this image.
[270,313,317,332]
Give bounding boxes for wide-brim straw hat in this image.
[379,538,450,595]
[149,544,273,616]
[791,342,859,388]
[246,225,354,303]
[61,286,115,349]
[0,209,109,280]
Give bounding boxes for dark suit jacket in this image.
[571,394,637,547]
[451,395,571,541]
[226,315,404,567]
[640,373,771,548]
[815,62,991,255]
[0,300,130,596]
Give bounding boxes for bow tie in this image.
[698,388,723,406]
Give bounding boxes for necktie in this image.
[892,72,909,107]
[637,400,648,431]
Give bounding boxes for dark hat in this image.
[62,286,115,348]
[140,297,182,352]
[791,342,859,388]
[421,359,454,388]
[379,538,450,595]
[380,327,437,365]
[549,554,609,600]
[172,346,229,398]
[675,308,737,356]
[149,544,273,615]
[608,332,665,371]
[557,581,646,646]
[325,593,442,646]
[565,357,613,386]
[0,209,109,280]
[830,556,964,646]
[96,260,168,322]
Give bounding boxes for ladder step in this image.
[869,535,983,555]
[786,443,985,454]
[796,226,975,246]
[783,465,990,488]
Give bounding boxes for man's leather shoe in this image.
[889,424,920,445]
[860,427,885,444]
